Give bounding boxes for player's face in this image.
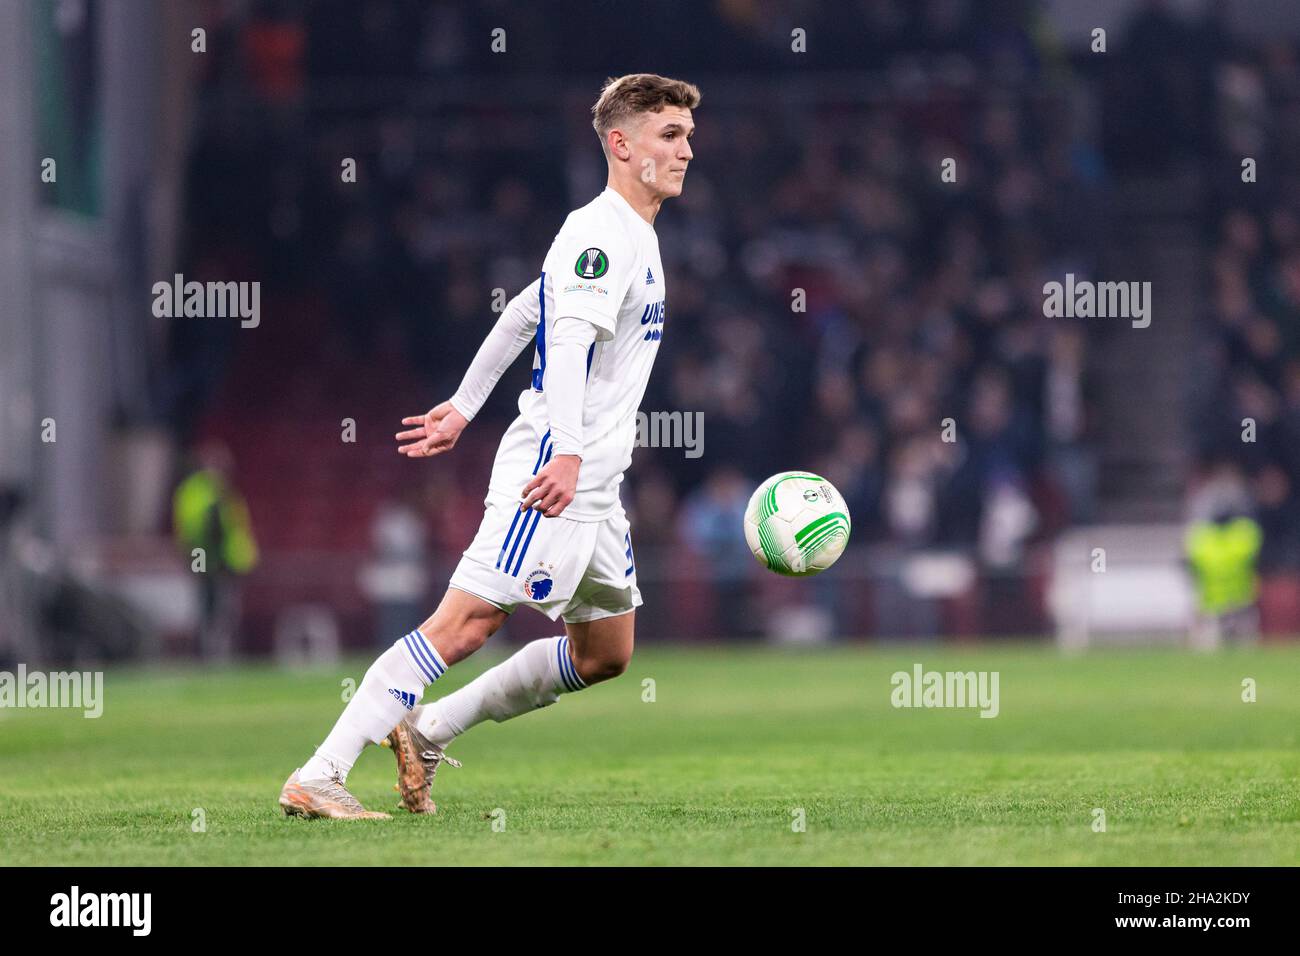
[632,106,694,198]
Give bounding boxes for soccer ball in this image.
[743,472,851,576]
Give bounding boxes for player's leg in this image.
[565,609,635,685]
[564,514,640,685]
[389,616,629,814]
[301,587,506,781]
[409,618,622,754]
[388,625,592,813]
[384,500,638,813]
[408,514,637,754]
[381,487,592,810]
[415,585,513,664]
[280,588,506,819]
[405,609,634,750]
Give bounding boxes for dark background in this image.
[2,0,1300,659]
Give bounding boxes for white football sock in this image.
[300,630,447,782]
[415,635,586,748]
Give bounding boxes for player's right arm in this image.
[397,279,541,458]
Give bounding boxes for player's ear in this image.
[609,128,630,161]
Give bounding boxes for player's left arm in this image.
[520,220,634,514]
[519,316,599,517]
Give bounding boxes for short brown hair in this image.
[591,73,701,156]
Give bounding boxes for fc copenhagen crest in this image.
[524,564,555,601]
[574,247,609,279]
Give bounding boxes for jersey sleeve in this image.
[544,316,600,458]
[449,277,541,422]
[544,213,635,341]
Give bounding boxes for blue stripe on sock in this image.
[406,630,444,680]
[556,637,578,692]
[554,640,569,691]
[561,637,585,690]
[562,637,580,691]
[409,631,442,679]
[403,633,436,683]
[417,632,446,677]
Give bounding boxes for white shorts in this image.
[450,495,642,623]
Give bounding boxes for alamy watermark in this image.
[634,410,702,458]
[0,664,103,718]
[1042,273,1150,328]
[890,663,999,718]
[50,886,150,936]
[152,273,260,328]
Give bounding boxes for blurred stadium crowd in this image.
[1196,36,1300,571]
[164,0,1116,647]
[8,0,1263,651]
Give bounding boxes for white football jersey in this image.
[494,186,666,521]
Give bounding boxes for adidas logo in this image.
[645,267,655,285]
[388,688,416,710]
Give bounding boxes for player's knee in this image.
[573,647,631,684]
[422,619,491,666]
[453,624,493,663]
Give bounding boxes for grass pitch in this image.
[1,643,1298,866]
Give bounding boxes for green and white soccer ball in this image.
[743,472,852,576]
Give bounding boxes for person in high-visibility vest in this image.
[173,443,258,659]
[1185,511,1262,650]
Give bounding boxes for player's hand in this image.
[396,401,469,458]
[520,454,580,518]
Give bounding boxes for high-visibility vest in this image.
[173,469,259,574]
[1185,517,1261,614]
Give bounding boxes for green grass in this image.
[1,643,1299,865]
